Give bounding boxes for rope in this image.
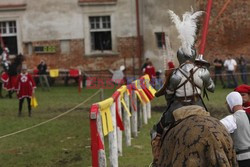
[0,89,102,140]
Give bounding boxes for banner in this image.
[49,69,59,78]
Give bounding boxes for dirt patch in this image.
[52,152,82,167]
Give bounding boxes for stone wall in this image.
[196,0,250,62]
[23,37,139,75]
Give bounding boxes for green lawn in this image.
[0,85,233,167]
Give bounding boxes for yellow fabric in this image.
[117,85,127,95]
[49,69,59,78]
[134,80,150,103]
[135,91,145,104]
[117,85,131,117]
[121,98,131,117]
[98,98,114,136]
[142,74,157,97]
[30,96,38,108]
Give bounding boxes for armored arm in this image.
[155,69,175,97]
[200,68,215,92]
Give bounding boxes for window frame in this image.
[89,16,112,52]
[155,32,165,49]
[84,13,117,56]
[0,20,19,55]
[0,21,17,37]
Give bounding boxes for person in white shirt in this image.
[224,54,238,88]
[220,91,250,167]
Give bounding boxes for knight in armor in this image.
[1,47,10,71]
[150,8,215,166]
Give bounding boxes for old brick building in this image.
[0,0,249,75]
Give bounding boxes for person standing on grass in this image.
[16,64,36,117]
[235,84,250,114]
[37,60,50,91]
[238,55,248,84]
[224,54,238,88]
[141,58,150,73]
[220,92,250,167]
[213,57,225,88]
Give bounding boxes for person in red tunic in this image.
[16,64,36,117]
[143,61,156,87]
[234,84,250,114]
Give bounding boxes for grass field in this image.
[0,84,233,167]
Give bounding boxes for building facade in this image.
[0,0,248,75]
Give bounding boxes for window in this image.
[0,21,17,55]
[155,32,165,49]
[60,40,70,54]
[89,16,112,51]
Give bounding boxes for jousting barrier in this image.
[90,74,156,167]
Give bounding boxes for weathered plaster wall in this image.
[142,0,196,71]
[22,0,83,41]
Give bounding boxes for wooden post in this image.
[123,93,131,146]
[137,99,143,130]
[142,103,148,124]
[97,108,107,167]
[117,96,123,156]
[146,102,151,119]
[131,91,138,137]
[108,103,118,167]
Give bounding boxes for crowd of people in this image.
[214,53,248,88]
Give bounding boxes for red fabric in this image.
[139,78,154,100]
[131,83,147,103]
[10,76,17,90]
[16,73,36,99]
[90,104,104,167]
[144,65,156,80]
[112,91,124,130]
[1,72,10,90]
[1,73,17,91]
[243,102,250,114]
[126,85,137,111]
[1,72,9,83]
[33,68,39,75]
[234,84,250,93]
[168,61,175,69]
[235,85,250,114]
[69,69,79,77]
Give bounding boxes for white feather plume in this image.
[168,8,203,56]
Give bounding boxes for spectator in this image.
[220,92,250,167]
[235,84,250,114]
[143,61,156,87]
[224,54,238,88]
[109,65,126,85]
[16,64,36,117]
[213,57,225,88]
[37,60,50,91]
[143,61,156,79]
[141,58,150,72]
[238,55,248,84]
[154,70,163,90]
